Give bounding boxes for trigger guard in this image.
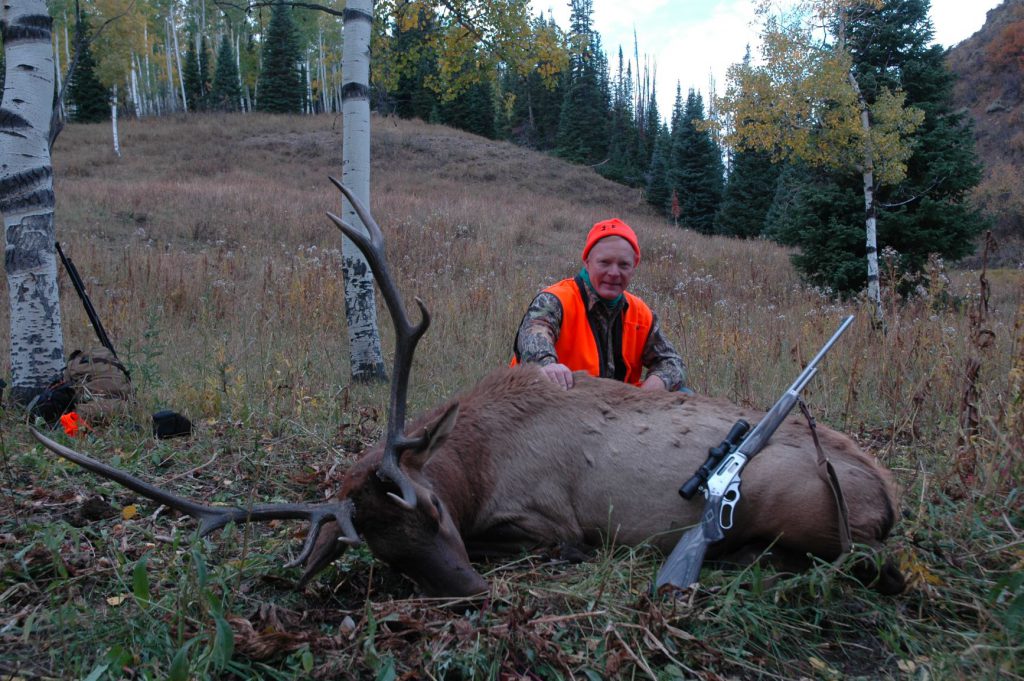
[719,484,741,530]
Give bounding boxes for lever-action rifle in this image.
[655,315,855,591]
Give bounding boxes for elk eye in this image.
[430,495,443,516]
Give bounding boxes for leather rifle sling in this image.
[798,399,853,556]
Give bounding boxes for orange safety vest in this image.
[513,278,654,386]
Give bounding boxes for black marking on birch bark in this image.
[0,109,32,129]
[2,14,53,42]
[342,7,372,23]
[865,246,877,254]
[342,253,371,278]
[35,283,60,320]
[867,274,879,282]
[5,213,55,272]
[0,188,55,215]
[0,166,52,195]
[342,82,371,101]
[352,361,388,383]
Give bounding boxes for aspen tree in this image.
[0,0,66,404]
[716,0,924,322]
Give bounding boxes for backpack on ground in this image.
[64,347,134,422]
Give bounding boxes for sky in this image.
[530,0,1005,116]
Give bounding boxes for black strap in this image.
[799,399,853,556]
[77,355,130,375]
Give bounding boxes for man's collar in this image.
[575,272,628,313]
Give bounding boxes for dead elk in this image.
[30,181,904,598]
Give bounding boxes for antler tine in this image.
[30,428,361,563]
[328,177,430,510]
[283,499,360,568]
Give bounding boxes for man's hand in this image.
[640,375,666,391]
[540,363,575,390]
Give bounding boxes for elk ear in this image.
[404,403,460,471]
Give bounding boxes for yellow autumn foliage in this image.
[716,0,923,187]
[372,2,567,103]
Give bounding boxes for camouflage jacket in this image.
[514,276,687,390]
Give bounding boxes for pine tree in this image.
[641,77,660,167]
[849,0,985,280]
[715,148,780,237]
[645,123,672,213]
[210,37,242,112]
[391,5,439,121]
[439,65,496,138]
[500,14,565,149]
[555,0,609,164]
[256,2,303,113]
[764,0,985,293]
[66,15,108,123]
[182,33,206,111]
[501,17,565,151]
[765,162,865,293]
[668,88,723,233]
[600,48,644,186]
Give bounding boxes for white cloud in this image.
[929,0,999,47]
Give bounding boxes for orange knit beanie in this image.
[582,218,640,264]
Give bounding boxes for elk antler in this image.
[327,177,428,510]
[30,428,360,567]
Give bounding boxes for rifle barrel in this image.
[55,242,117,357]
[738,315,853,458]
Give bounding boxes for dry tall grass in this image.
[1,112,1021,679]
[30,114,1020,459]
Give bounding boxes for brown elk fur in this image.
[303,364,903,596]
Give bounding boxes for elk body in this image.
[32,181,904,599]
[303,365,904,597]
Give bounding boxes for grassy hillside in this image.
[0,113,1021,679]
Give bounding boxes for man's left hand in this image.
[640,375,666,391]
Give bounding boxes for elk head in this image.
[29,181,489,598]
[325,179,488,597]
[326,403,488,597]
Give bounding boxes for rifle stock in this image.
[656,495,725,590]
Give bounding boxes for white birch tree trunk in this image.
[111,84,121,157]
[143,25,156,115]
[305,53,312,114]
[129,58,141,117]
[1,1,66,404]
[52,26,65,118]
[165,16,177,111]
[62,17,70,72]
[172,12,186,111]
[341,0,386,382]
[318,28,327,113]
[849,72,884,325]
[235,33,246,112]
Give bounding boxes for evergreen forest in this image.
[41,0,988,295]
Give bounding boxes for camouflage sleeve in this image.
[515,292,563,366]
[642,312,687,391]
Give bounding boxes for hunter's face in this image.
[585,236,637,299]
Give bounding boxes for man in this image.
[512,218,687,391]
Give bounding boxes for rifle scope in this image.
[678,419,750,500]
